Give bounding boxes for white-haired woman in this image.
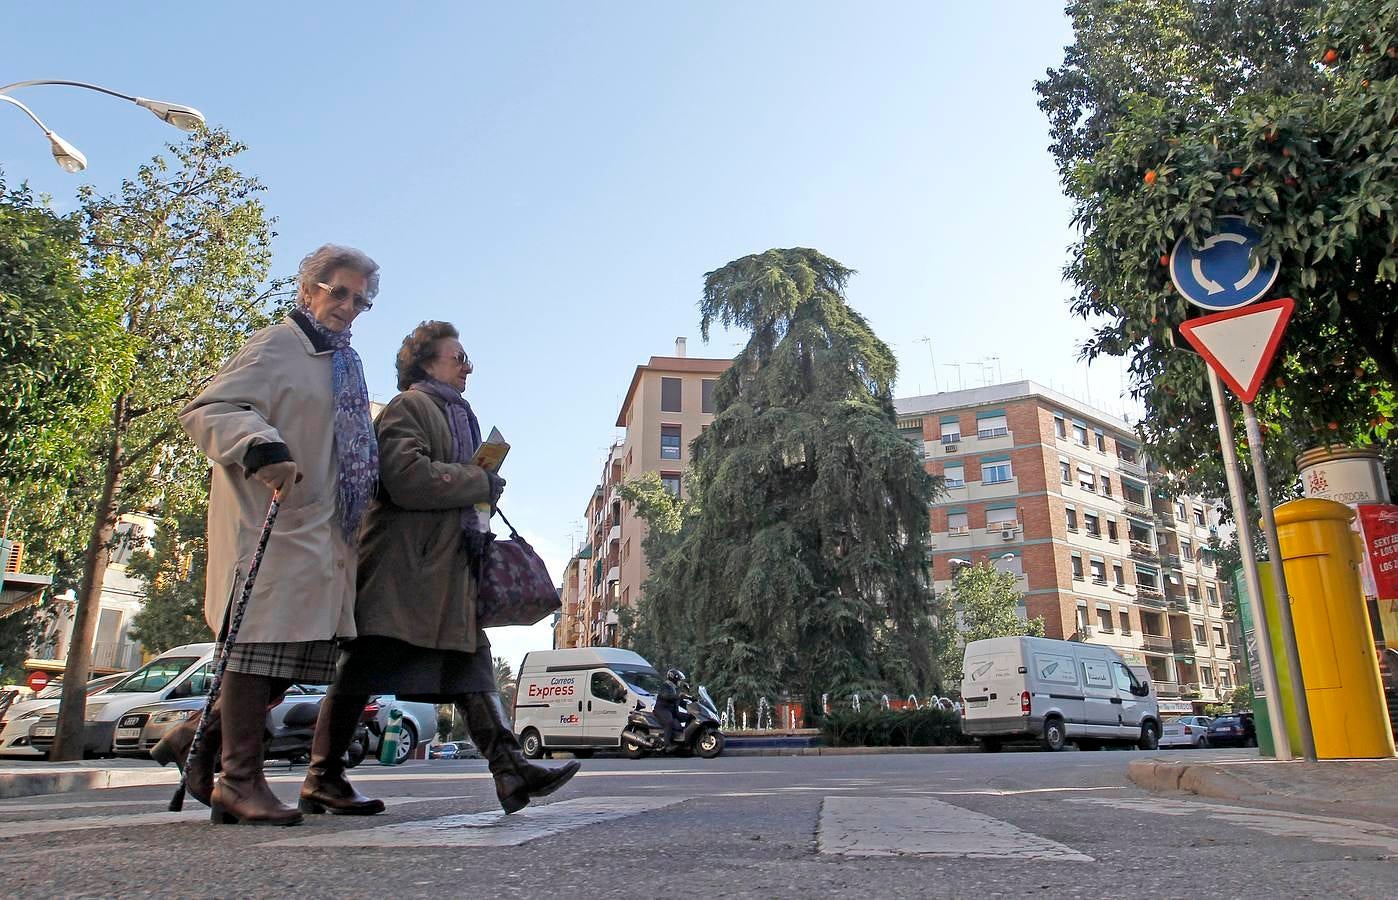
[159,244,380,826]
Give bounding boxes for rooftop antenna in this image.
[917,338,940,392]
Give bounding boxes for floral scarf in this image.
[298,308,379,542]
[409,377,485,536]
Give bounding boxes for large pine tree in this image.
[628,248,940,708]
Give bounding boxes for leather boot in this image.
[209,671,302,826]
[299,688,383,815]
[459,692,580,814]
[150,703,220,808]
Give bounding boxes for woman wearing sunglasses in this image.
[167,244,380,826]
[301,320,579,816]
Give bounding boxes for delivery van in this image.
[512,648,666,758]
[959,636,1160,752]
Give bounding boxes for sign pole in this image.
[1207,369,1291,759]
[1240,401,1318,761]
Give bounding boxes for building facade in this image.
[895,381,1240,715]
[555,340,730,647]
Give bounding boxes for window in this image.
[1060,460,1072,483]
[660,425,681,460]
[1213,626,1226,648]
[1107,519,1119,542]
[1200,549,1215,568]
[1206,584,1220,606]
[1095,431,1106,452]
[1219,669,1232,689]
[1084,512,1101,537]
[1136,567,1159,590]
[1071,554,1084,579]
[1118,611,1132,635]
[1123,484,1148,508]
[1078,468,1096,492]
[977,414,1008,438]
[947,512,969,535]
[1113,563,1125,586]
[1075,605,1090,631]
[1065,507,1079,531]
[1175,501,1187,521]
[660,473,681,497]
[1090,559,1106,583]
[1187,581,1200,603]
[1180,539,1193,561]
[983,460,1013,484]
[1097,607,1113,632]
[1054,416,1067,438]
[660,377,682,413]
[941,421,961,443]
[943,464,965,488]
[1200,667,1215,688]
[1193,622,1207,644]
[994,554,1024,577]
[1193,507,1207,527]
[701,379,716,414]
[1037,653,1079,685]
[986,507,1018,529]
[1100,475,1112,498]
[1072,423,1089,445]
[590,671,628,704]
[1082,660,1113,687]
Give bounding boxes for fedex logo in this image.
[558,714,580,725]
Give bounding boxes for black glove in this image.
[487,471,506,507]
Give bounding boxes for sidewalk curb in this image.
[0,767,177,800]
[1126,758,1398,823]
[725,745,978,757]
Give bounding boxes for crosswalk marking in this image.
[818,796,1094,862]
[261,796,688,848]
[1075,797,1398,855]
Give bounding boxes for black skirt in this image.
[333,635,496,702]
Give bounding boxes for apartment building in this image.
[895,381,1240,715]
[555,340,731,648]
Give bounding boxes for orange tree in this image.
[1038,0,1397,497]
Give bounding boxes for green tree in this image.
[626,248,941,709]
[936,563,1045,689]
[1036,0,1398,501]
[616,472,691,661]
[493,656,517,708]
[127,506,214,654]
[52,128,286,760]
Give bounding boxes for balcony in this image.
[1122,497,1151,518]
[606,566,620,584]
[1141,634,1174,653]
[92,642,142,671]
[1129,542,1157,562]
[1135,591,1166,610]
[608,524,621,545]
[1152,680,1182,698]
[1117,457,1146,478]
[1173,639,1196,653]
[1159,553,1182,569]
[1155,511,1177,529]
[947,526,970,537]
[1168,598,1190,613]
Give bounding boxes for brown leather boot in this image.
[299,688,383,815]
[209,671,302,826]
[459,692,580,814]
[150,703,220,808]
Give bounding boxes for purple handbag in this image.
[477,509,561,628]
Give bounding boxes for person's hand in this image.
[487,471,506,507]
[253,461,300,495]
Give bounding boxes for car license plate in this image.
[115,727,143,740]
[33,725,56,738]
[967,698,988,708]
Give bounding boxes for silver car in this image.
[1159,715,1214,748]
[114,682,328,759]
[362,697,438,764]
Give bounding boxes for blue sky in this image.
[5,3,1132,669]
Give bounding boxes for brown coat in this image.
[355,390,492,652]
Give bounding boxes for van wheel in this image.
[1137,721,1160,751]
[979,738,1002,753]
[520,729,544,760]
[1042,717,1067,752]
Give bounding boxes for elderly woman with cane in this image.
[300,320,579,817]
[156,244,380,826]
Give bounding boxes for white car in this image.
[1160,715,1213,748]
[0,673,129,758]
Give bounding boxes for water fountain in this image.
[755,696,774,730]
[851,693,861,713]
[880,693,891,710]
[722,697,737,730]
[741,710,748,730]
[821,692,830,715]
[907,694,920,710]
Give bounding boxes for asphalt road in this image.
[2,748,1395,898]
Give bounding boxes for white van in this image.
[512,648,665,758]
[960,636,1160,752]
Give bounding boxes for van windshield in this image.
[613,667,663,696]
[108,657,199,693]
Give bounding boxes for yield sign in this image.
[1178,298,1294,403]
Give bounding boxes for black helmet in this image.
[665,668,686,684]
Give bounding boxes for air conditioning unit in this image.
[1001,529,1016,541]
[944,443,959,454]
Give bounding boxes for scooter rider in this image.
[655,668,689,749]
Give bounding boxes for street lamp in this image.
[0,79,205,173]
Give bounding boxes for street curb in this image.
[1126,758,1398,823]
[0,767,178,800]
[725,745,978,757]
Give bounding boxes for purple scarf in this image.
[298,309,379,543]
[410,378,484,534]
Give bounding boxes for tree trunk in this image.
[51,393,126,761]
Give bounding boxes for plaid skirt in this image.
[222,640,339,683]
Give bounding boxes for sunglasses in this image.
[434,351,474,371]
[317,282,373,312]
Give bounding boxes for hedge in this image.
[821,707,972,747]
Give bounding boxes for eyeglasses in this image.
[434,352,473,371]
[317,282,373,312]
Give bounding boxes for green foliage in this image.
[628,248,942,709]
[493,656,517,708]
[1037,0,1398,501]
[1228,683,1255,710]
[0,607,44,682]
[821,707,970,748]
[936,563,1045,688]
[127,508,214,653]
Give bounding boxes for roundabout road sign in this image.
[1169,215,1280,311]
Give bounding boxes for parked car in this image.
[0,673,129,758]
[429,740,481,760]
[1207,712,1257,748]
[29,643,214,757]
[1160,715,1214,749]
[112,682,328,760]
[361,696,438,763]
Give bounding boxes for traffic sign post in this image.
[1170,221,1316,762]
[27,670,50,693]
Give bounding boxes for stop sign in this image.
[26,671,50,692]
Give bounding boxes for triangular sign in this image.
[1178,298,1294,403]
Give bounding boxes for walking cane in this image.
[169,488,282,812]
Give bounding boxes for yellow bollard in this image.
[1273,498,1396,759]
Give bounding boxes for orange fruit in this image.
[1328,421,1340,430]
[1231,167,1244,177]
[1323,48,1339,65]
[1159,254,1170,267]
[1144,169,1158,185]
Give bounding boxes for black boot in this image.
[458,692,580,814]
[299,687,383,815]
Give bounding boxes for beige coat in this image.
[180,318,357,644]
[355,390,491,652]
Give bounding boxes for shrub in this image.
[821,707,971,747]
